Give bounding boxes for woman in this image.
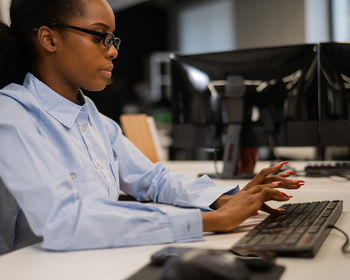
[0,0,302,251]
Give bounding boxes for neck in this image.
[32,63,79,103]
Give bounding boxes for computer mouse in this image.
[162,248,251,280]
[230,249,276,272]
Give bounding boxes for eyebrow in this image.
[89,22,115,32]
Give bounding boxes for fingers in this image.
[264,174,304,189]
[254,161,289,182]
[278,171,296,178]
[243,161,289,191]
[247,181,283,194]
[265,171,295,179]
[277,174,290,178]
[260,187,291,202]
[278,178,304,189]
[280,180,304,189]
[260,203,288,215]
[259,161,289,177]
[248,184,291,202]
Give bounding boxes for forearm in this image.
[201,209,250,233]
[202,211,225,232]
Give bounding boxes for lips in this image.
[100,65,113,79]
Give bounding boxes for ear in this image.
[35,26,60,53]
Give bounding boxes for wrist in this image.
[202,211,228,232]
[210,194,231,210]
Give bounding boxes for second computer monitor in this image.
[319,42,350,147]
[170,44,319,151]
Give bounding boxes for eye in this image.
[93,36,103,42]
[105,33,114,47]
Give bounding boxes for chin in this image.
[84,82,107,92]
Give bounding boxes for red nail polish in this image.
[280,161,289,165]
[281,192,290,199]
[273,181,283,185]
[297,180,305,183]
[254,211,259,216]
[287,171,296,174]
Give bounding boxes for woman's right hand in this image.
[201,182,290,233]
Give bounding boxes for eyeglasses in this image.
[36,23,121,50]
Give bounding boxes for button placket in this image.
[95,162,107,179]
[77,106,89,135]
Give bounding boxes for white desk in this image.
[1,161,349,280]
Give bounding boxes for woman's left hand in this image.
[244,161,304,214]
[243,161,303,191]
[211,161,304,212]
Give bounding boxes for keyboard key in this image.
[315,217,327,226]
[295,226,308,233]
[285,233,302,245]
[248,235,265,245]
[308,226,320,234]
[327,201,338,209]
[322,210,332,217]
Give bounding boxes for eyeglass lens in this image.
[105,33,121,50]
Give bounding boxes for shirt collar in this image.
[24,73,86,129]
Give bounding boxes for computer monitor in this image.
[170,44,319,178]
[319,42,350,147]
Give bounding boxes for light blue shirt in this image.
[0,73,239,251]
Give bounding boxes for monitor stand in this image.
[200,124,256,180]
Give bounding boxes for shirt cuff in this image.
[225,187,240,195]
[194,175,240,211]
[167,208,204,243]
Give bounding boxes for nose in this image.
[106,45,118,60]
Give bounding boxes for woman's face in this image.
[50,0,118,94]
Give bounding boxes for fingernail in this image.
[254,211,259,216]
[280,161,289,165]
[298,183,304,186]
[281,192,291,199]
[297,180,305,183]
[287,171,296,175]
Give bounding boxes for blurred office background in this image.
[1,0,350,161]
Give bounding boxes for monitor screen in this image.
[170,44,319,150]
[319,42,350,146]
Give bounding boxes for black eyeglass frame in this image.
[34,23,121,50]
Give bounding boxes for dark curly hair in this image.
[0,0,84,89]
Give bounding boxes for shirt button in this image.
[70,173,76,179]
[98,164,104,170]
[81,126,86,132]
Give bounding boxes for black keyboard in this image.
[304,161,350,177]
[232,200,343,257]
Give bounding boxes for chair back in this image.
[120,114,161,163]
[0,178,42,255]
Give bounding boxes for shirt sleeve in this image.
[0,97,203,250]
[102,116,240,211]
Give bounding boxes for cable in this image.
[213,147,220,176]
[327,225,350,254]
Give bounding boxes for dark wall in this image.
[85,2,170,123]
